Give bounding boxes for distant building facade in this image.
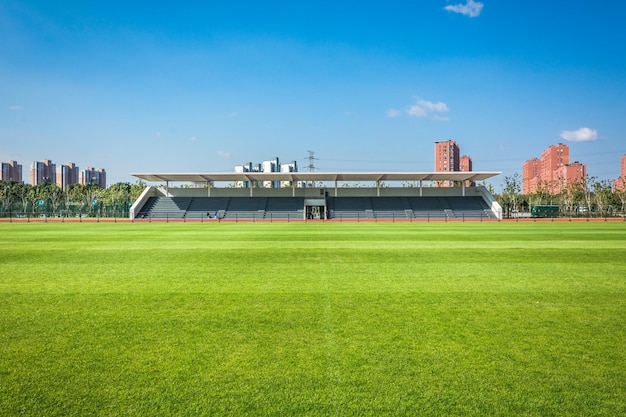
[80,167,106,188]
[434,140,473,187]
[56,163,80,190]
[30,160,56,185]
[6,159,106,188]
[614,155,626,192]
[235,157,300,188]
[280,161,301,188]
[522,158,541,194]
[1,160,22,182]
[522,143,586,194]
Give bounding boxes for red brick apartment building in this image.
[522,143,586,194]
[434,140,473,187]
[614,155,626,191]
[522,158,541,194]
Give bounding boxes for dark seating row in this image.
[136,196,495,220]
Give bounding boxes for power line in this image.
[305,150,318,172]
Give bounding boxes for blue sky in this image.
[1,0,625,190]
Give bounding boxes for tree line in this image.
[2,176,626,219]
[493,173,626,218]
[0,180,146,218]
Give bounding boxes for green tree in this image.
[130,180,147,202]
[615,177,626,214]
[560,180,583,216]
[68,184,88,216]
[581,175,596,215]
[103,182,132,217]
[593,180,613,216]
[502,173,521,217]
[0,181,18,216]
[13,182,33,214]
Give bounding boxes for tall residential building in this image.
[234,162,261,188]
[522,143,586,194]
[554,161,586,194]
[80,167,106,188]
[280,160,301,188]
[522,158,541,194]
[434,140,460,173]
[614,155,626,191]
[235,157,299,188]
[30,160,56,185]
[434,140,472,187]
[1,160,22,182]
[540,143,569,187]
[261,157,280,188]
[459,155,472,172]
[56,163,79,190]
[459,155,474,187]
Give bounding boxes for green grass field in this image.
[1,221,625,416]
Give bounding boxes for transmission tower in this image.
[306,150,318,172]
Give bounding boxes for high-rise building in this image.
[522,144,586,194]
[80,167,106,188]
[234,162,261,188]
[434,140,460,173]
[459,155,474,186]
[522,158,541,194]
[540,143,569,187]
[554,161,586,194]
[1,160,22,182]
[56,163,79,190]
[280,161,301,188]
[434,140,472,187]
[30,160,56,185]
[235,157,299,188]
[261,157,280,188]
[459,155,472,172]
[614,155,626,192]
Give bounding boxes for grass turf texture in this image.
[0,222,625,416]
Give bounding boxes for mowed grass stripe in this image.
[1,222,625,416]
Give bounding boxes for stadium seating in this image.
[135,195,495,220]
[264,197,305,220]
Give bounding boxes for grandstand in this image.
[130,171,502,221]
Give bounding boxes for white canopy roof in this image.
[131,171,500,184]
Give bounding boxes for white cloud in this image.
[430,114,450,122]
[559,127,600,142]
[8,105,23,110]
[386,108,402,118]
[406,98,450,121]
[217,151,231,159]
[444,0,484,18]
